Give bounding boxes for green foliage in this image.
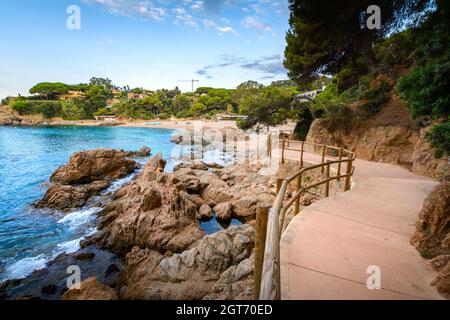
[94,108,113,117]
[11,100,62,118]
[61,99,87,120]
[375,30,415,70]
[360,81,390,116]
[284,0,432,83]
[29,82,69,99]
[396,1,450,120]
[396,60,450,119]
[237,86,296,129]
[89,77,113,91]
[425,122,450,158]
[313,84,348,118]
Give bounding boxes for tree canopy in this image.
[284,0,432,83]
[29,82,70,99]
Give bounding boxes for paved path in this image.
[278,147,443,300]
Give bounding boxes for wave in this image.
[57,207,102,229]
[1,208,102,282]
[1,255,48,281]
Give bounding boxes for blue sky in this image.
[0,0,291,98]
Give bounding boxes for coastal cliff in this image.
[306,96,448,180]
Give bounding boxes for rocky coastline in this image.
[0,134,281,300]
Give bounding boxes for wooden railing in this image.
[255,132,356,300]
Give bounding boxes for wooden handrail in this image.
[258,134,356,301]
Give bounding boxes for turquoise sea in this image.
[0,125,179,282]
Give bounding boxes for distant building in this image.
[127,93,145,100]
[215,113,248,121]
[95,115,117,122]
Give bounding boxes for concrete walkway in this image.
[279,148,443,300]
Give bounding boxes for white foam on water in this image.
[57,207,102,228]
[55,238,82,255]
[103,174,135,194]
[2,255,48,281]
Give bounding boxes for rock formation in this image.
[62,278,119,300]
[36,148,147,211]
[306,97,448,180]
[119,225,255,300]
[411,182,450,298]
[91,154,205,256]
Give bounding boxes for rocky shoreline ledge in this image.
[0,142,281,300]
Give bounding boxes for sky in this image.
[0,0,291,98]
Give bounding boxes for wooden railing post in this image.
[344,159,353,191]
[256,134,260,163]
[245,136,250,165]
[259,206,281,300]
[267,133,272,158]
[281,138,286,164]
[294,174,302,215]
[233,135,238,162]
[276,178,283,194]
[325,161,331,198]
[321,144,326,173]
[337,147,343,181]
[300,141,305,167]
[254,205,269,300]
[190,131,195,162]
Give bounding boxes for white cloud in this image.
[242,16,272,32]
[203,19,239,36]
[173,7,198,28]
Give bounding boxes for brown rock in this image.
[119,225,255,300]
[200,178,233,206]
[36,148,141,210]
[412,127,449,180]
[62,278,118,300]
[94,154,205,255]
[432,261,450,298]
[411,182,450,259]
[126,146,151,158]
[50,149,138,185]
[37,181,110,210]
[214,202,232,221]
[232,196,258,220]
[197,204,213,220]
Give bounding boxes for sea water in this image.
[0,125,177,282]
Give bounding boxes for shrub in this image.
[396,60,450,119]
[360,81,390,116]
[11,101,33,115]
[425,122,450,158]
[11,100,62,118]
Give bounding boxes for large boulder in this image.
[197,204,213,220]
[50,149,139,185]
[411,182,450,258]
[36,148,143,211]
[412,127,449,180]
[411,182,450,298]
[92,154,205,255]
[214,202,233,221]
[119,225,255,300]
[62,278,118,300]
